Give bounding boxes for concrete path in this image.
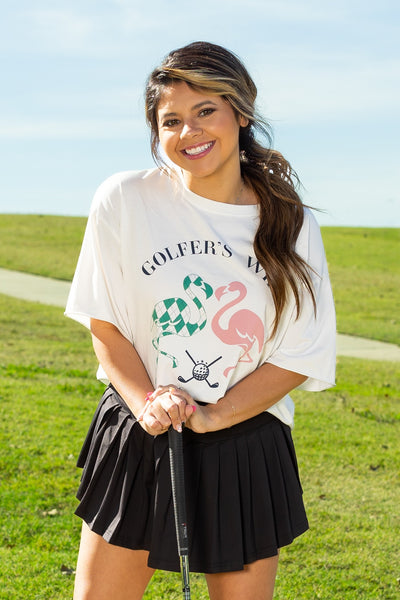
[1,267,399,362]
[0,267,70,308]
[336,334,400,361]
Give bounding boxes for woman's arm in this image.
[90,318,305,435]
[186,363,307,433]
[90,318,192,435]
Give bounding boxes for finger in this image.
[167,401,184,432]
[154,402,183,432]
[150,402,174,429]
[152,385,190,403]
[141,424,169,437]
[152,386,190,425]
[185,404,197,419]
[142,412,168,434]
[151,385,171,400]
[168,389,190,423]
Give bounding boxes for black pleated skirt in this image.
[75,385,309,574]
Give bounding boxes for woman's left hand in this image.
[184,402,217,434]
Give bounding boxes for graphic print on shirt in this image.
[178,350,222,388]
[211,281,265,377]
[152,273,213,367]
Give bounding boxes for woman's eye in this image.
[199,108,215,117]
[163,119,180,127]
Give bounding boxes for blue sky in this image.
[1,0,399,226]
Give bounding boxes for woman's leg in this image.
[205,555,279,600]
[73,522,155,600]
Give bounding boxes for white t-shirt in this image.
[65,168,336,427]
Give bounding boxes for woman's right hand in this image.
[137,385,196,436]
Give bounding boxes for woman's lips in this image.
[181,141,215,159]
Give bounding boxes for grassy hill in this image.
[1,294,398,599]
[0,214,86,281]
[322,227,399,345]
[1,214,399,345]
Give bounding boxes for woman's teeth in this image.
[184,142,213,155]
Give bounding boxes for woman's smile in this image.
[181,140,215,158]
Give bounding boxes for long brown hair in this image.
[145,41,315,336]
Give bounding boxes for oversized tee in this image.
[65,168,336,427]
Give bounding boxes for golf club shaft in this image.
[168,426,191,600]
[180,555,191,600]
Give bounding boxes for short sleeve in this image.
[65,173,133,343]
[265,210,336,391]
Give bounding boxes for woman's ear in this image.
[239,114,249,128]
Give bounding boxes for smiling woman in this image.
[65,41,336,600]
[156,84,248,199]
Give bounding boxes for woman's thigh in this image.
[73,522,155,600]
[205,554,279,600]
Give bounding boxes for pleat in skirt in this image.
[75,385,309,574]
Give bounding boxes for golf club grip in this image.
[168,427,189,557]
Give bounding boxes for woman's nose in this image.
[180,120,202,138]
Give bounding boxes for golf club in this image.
[168,426,191,600]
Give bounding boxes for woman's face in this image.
[157,81,247,192]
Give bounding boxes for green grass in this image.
[1,215,399,344]
[0,216,399,597]
[0,293,399,599]
[287,358,400,599]
[322,227,400,345]
[0,214,86,281]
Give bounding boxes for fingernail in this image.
[191,405,197,413]
[177,423,182,433]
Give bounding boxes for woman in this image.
[66,41,336,600]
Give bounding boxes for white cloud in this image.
[212,0,352,21]
[114,0,377,25]
[4,1,360,58]
[307,178,400,227]
[14,2,185,57]
[18,7,109,57]
[31,86,145,116]
[0,117,145,140]
[255,53,400,123]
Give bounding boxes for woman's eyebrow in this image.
[191,100,218,110]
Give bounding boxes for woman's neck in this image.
[182,172,258,206]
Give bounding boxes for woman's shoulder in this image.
[90,168,170,213]
[94,168,164,199]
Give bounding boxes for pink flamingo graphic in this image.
[211,281,265,377]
